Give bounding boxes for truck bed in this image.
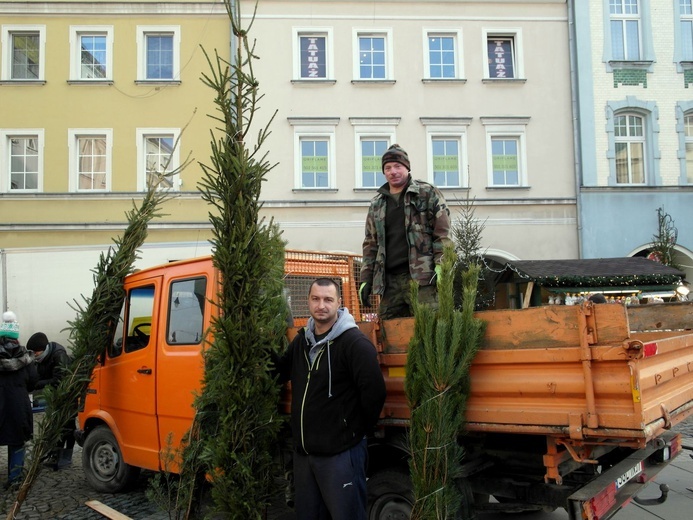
[373,301,693,448]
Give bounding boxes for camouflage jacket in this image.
[361,178,451,294]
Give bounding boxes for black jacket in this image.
[277,312,386,456]
[0,337,39,445]
[35,341,70,390]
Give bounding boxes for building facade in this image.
[1,1,577,340]
[572,0,693,282]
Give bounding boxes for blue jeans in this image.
[8,444,25,483]
[293,438,368,520]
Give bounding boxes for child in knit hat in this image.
[1,310,38,488]
[0,311,20,340]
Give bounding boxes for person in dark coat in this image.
[275,278,386,520]
[0,311,38,488]
[26,332,74,470]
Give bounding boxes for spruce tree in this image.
[649,207,681,270]
[405,245,486,519]
[178,1,287,518]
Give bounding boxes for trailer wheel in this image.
[368,468,413,520]
[82,425,140,493]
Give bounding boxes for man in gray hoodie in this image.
[276,278,386,520]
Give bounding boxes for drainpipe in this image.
[567,0,584,259]
[230,0,237,70]
[1,249,7,312]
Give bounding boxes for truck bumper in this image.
[567,431,682,520]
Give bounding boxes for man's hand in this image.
[359,282,372,307]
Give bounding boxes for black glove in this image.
[359,282,372,307]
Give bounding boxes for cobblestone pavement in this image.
[2,415,692,519]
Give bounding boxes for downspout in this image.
[230,0,237,66]
[1,249,6,312]
[567,0,584,259]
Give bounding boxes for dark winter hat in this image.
[27,331,49,352]
[381,144,410,172]
[0,311,19,340]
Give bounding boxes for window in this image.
[482,28,524,80]
[350,117,399,189]
[675,103,693,184]
[605,99,659,186]
[68,129,112,192]
[168,277,207,345]
[293,28,334,80]
[301,140,329,188]
[359,139,388,188]
[614,113,645,184]
[0,130,43,192]
[110,285,155,357]
[481,117,529,187]
[609,0,641,60]
[675,0,693,69]
[424,30,463,80]
[422,118,471,188]
[136,129,180,191]
[432,140,461,187]
[353,29,393,81]
[288,117,339,190]
[603,0,654,71]
[70,26,113,81]
[1,25,46,81]
[137,26,180,81]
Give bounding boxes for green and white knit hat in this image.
[1,311,19,340]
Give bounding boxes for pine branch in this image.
[4,187,170,520]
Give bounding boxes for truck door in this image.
[99,279,160,470]
[155,273,210,472]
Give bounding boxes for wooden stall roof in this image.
[499,257,685,289]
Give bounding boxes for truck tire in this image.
[368,468,414,520]
[82,425,140,493]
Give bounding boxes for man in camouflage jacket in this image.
[360,144,451,319]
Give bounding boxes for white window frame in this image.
[609,0,642,61]
[481,117,529,188]
[288,118,339,190]
[69,25,114,81]
[421,118,471,188]
[675,0,693,70]
[350,118,399,189]
[685,112,693,184]
[353,28,394,81]
[422,29,464,80]
[136,25,180,82]
[68,129,113,192]
[482,28,524,80]
[613,112,646,184]
[1,24,46,81]
[0,129,44,192]
[136,128,181,191]
[292,27,334,81]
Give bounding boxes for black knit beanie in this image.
[381,144,410,172]
[27,332,49,352]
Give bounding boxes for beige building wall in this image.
[1,1,578,341]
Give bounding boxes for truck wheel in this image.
[368,468,413,520]
[82,425,140,493]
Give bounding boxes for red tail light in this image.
[584,482,616,520]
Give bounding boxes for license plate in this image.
[615,461,643,489]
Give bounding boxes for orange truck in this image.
[76,251,693,520]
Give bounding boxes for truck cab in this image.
[77,250,366,492]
